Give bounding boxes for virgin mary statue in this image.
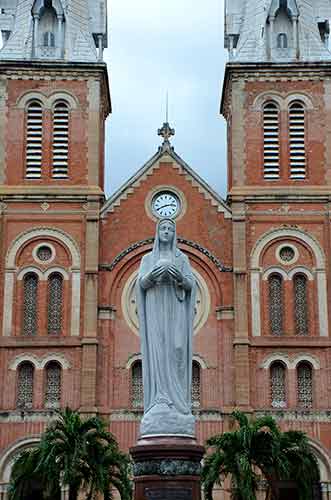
[137,218,196,436]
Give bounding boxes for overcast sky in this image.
[103,0,228,198]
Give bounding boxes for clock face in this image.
[152,192,180,218]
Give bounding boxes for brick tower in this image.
[0,1,110,496]
[223,0,331,496]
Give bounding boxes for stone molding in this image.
[9,352,71,370]
[260,352,321,370]
[133,459,201,477]
[100,237,232,273]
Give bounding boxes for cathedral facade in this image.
[0,0,331,498]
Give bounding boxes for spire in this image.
[224,0,331,63]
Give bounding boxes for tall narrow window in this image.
[277,33,288,49]
[297,362,313,408]
[269,274,283,335]
[44,362,62,409]
[289,101,306,179]
[294,274,308,336]
[270,362,286,408]
[52,101,69,178]
[25,101,43,179]
[192,361,201,408]
[16,362,34,409]
[131,361,143,408]
[22,273,38,336]
[47,273,63,335]
[43,31,55,48]
[263,102,280,179]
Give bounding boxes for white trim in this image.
[288,267,314,281]
[9,354,40,370]
[250,227,327,337]
[307,439,331,482]
[294,355,320,370]
[275,243,299,265]
[44,267,70,280]
[126,353,142,370]
[32,242,56,265]
[4,227,81,337]
[261,354,291,369]
[193,354,208,369]
[0,437,41,482]
[17,266,44,281]
[262,267,288,281]
[6,227,80,269]
[40,354,70,369]
[16,91,78,110]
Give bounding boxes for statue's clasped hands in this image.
[149,263,183,284]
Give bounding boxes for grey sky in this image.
[104,0,228,198]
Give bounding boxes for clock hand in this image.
[159,203,176,210]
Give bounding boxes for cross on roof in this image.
[158,122,175,144]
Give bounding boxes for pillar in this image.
[57,15,64,58]
[292,16,299,59]
[33,15,39,58]
[97,34,103,61]
[269,17,274,60]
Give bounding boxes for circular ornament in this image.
[276,244,299,265]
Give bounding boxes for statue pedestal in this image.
[130,436,205,500]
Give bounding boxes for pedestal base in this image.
[130,436,205,500]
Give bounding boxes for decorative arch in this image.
[250,227,327,337]
[32,0,64,16]
[3,227,81,337]
[40,353,70,369]
[253,92,314,112]
[0,437,41,483]
[16,91,78,110]
[262,267,289,281]
[292,354,320,370]
[288,267,314,281]
[126,353,142,370]
[9,354,40,370]
[261,353,291,370]
[17,266,44,281]
[307,439,331,483]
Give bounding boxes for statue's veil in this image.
[152,218,178,265]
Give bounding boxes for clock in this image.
[152,191,180,218]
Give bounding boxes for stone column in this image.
[61,484,70,500]
[321,482,331,500]
[57,15,64,58]
[269,16,275,60]
[0,484,9,500]
[33,14,39,58]
[292,16,299,59]
[97,34,103,61]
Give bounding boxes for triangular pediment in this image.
[269,0,299,18]
[101,146,231,219]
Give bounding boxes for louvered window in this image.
[192,361,201,408]
[294,274,309,336]
[297,362,313,408]
[16,362,34,409]
[52,101,69,178]
[131,361,143,408]
[269,274,283,336]
[25,101,43,179]
[289,101,306,179]
[22,273,38,336]
[263,102,280,179]
[47,273,63,335]
[270,362,286,408]
[44,362,62,409]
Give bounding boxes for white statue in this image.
[136,218,196,436]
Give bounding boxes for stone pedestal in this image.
[130,436,205,500]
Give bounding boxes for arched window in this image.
[47,273,63,335]
[52,101,69,178]
[44,362,62,409]
[277,33,288,49]
[22,273,38,336]
[268,274,283,335]
[131,361,143,408]
[25,101,43,179]
[294,274,308,336]
[43,31,55,48]
[263,102,280,180]
[270,362,286,408]
[297,362,313,408]
[289,101,306,179]
[192,361,201,408]
[16,362,34,409]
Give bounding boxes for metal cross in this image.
[158,122,175,143]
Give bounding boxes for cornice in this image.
[0,60,111,115]
[221,61,331,118]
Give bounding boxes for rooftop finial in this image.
[158,93,175,151]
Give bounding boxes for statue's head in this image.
[158,218,176,245]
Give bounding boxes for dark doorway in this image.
[274,481,322,500]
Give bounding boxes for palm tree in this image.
[201,410,319,500]
[8,408,132,500]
